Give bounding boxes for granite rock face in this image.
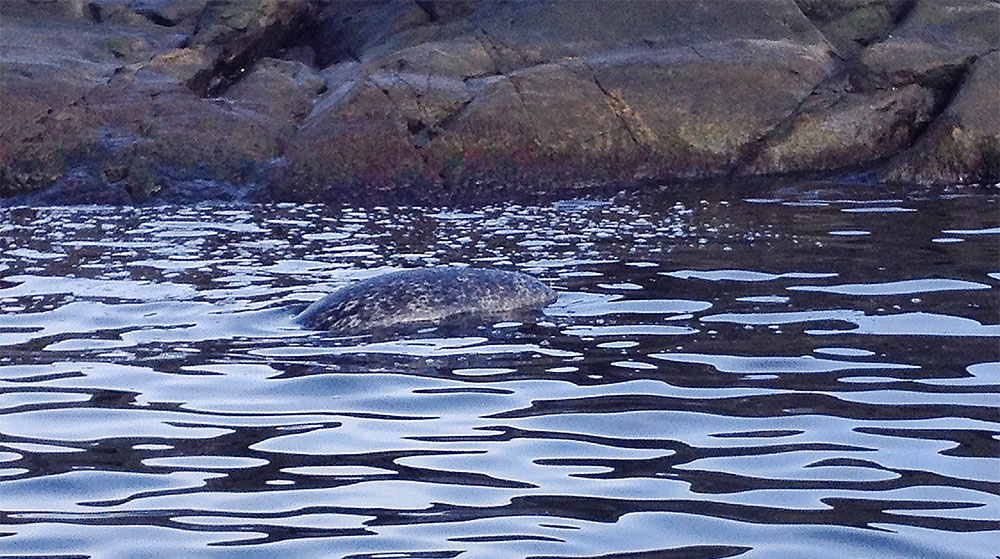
[277,0,841,199]
[882,51,1000,184]
[1,0,997,204]
[0,0,322,201]
[747,0,999,178]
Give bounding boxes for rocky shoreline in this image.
[1,0,997,205]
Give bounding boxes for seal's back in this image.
[295,267,556,334]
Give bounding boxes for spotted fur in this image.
[295,267,557,334]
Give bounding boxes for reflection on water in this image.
[1,184,998,559]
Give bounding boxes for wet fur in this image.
[295,267,557,335]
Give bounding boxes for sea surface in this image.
[1,183,998,559]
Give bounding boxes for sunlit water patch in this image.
[1,184,998,559]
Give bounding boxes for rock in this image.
[2,65,294,203]
[862,40,977,91]
[1,0,326,201]
[311,0,437,66]
[25,167,131,205]
[0,11,179,197]
[882,51,1000,184]
[97,35,153,62]
[192,0,324,94]
[851,0,1000,184]
[585,40,835,180]
[88,1,149,25]
[414,0,477,24]
[140,0,209,28]
[279,0,840,199]
[225,57,326,124]
[435,62,637,181]
[0,154,66,199]
[83,77,291,182]
[275,45,316,66]
[3,0,999,203]
[748,82,937,174]
[796,0,910,57]
[139,45,216,88]
[897,0,998,44]
[87,0,209,28]
[743,0,998,181]
[858,0,998,89]
[3,0,88,19]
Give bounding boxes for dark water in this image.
[1,183,998,559]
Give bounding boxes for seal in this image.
[295,267,557,334]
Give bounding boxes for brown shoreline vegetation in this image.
[1,0,997,205]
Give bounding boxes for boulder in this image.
[139,45,216,88]
[310,0,438,67]
[277,0,840,200]
[856,0,999,183]
[745,0,998,180]
[88,1,152,25]
[88,0,209,28]
[0,0,326,201]
[2,0,88,18]
[795,0,910,57]
[585,40,834,179]
[0,12,181,197]
[224,58,327,123]
[858,0,998,89]
[882,51,1000,184]
[746,81,937,174]
[192,0,324,94]
[42,72,296,199]
[141,0,209,28]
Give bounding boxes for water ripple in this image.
[1,187,997,558]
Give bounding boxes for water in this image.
[1,183,998,559]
